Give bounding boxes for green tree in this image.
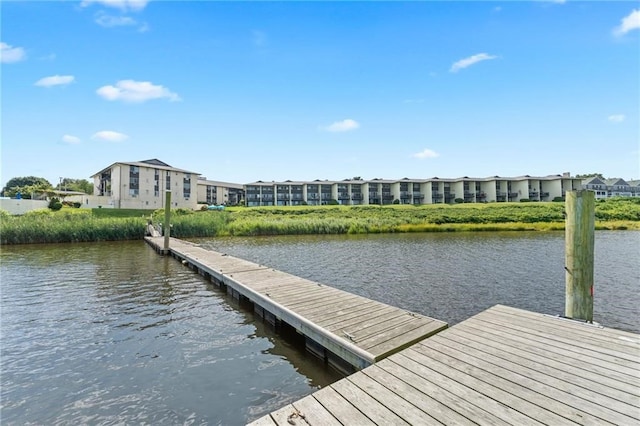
[1,176,53,198]
[56,178,94,194]
[575,173,605,179]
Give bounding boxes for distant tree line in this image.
[1,176,93,198]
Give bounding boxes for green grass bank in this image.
[1,198,639,245]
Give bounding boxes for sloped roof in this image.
[140,159,172,167]
[605,178,629,186]
[91,160,200,178]
[583,176,607,185]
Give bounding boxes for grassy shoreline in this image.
[1,199,639,245]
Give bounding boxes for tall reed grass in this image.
[1,199,638,244]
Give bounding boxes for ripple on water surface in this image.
[1,241,339,425]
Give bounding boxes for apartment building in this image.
[197,177,245,206]
[243,174,583,206]
[86,159,200,209]
[582,177,640,199]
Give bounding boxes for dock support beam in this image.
[163,190,171,253]
[565,190,595,322]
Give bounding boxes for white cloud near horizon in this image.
[35,75,75,87]
[95,13,137,27]
[81,0,149,12]
[321,119,360,132]
[0,42,26,63]
[411,149,440,159]
[450,53,497,73]
[613,9,640,36]
[91,130,129,142]
[61,134,82,144]
[96,80,180,102]
[608,114,626,123]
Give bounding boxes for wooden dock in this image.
[250,304,640,425]
[145,236,448,372]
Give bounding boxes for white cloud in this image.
[91,130,129,142]
[81,0,149,12]
[608,114,626,123]
[613,9,640,36]
[0,42,26,63]
[321,119,360,132]
[95,13,137,27]
[35,75,75,87]
[96,80,180,103]
[450,53,497,73]
[61,134,81,144]
[411,149,440,159]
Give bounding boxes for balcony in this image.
[432,192,443,199]
[413,193,424,199]
[540,192,550,198]
[338,193,350,200]
[351,193,363,201]
[464,192,474,200]
[476,192,487,199]
[529,191,539,198]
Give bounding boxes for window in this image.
[129,165,139,196]
[183,173,191,199]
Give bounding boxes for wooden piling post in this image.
[163,190,171,253]
[565,190,595,322]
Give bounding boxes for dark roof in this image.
[604,178,629,186]
[140,159,172,167]
[91,160,200,178]
[582,176,606,185]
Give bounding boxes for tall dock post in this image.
[565,190,595,322]
[163,190,171,254]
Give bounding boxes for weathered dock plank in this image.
[145,236,447,372]
[249,305,640,426]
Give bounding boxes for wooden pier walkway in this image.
[145,237,448,372]
[250,304,640,425]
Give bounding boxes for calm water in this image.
[198,231,640,332]
[1,231,638,425]
[0,241,341,426]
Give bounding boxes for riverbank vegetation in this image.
[1,198,638,244]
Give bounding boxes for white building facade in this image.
[244,174,583,207]
[88,159,200,210]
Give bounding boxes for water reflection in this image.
[0,241,341,425]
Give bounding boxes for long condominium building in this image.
[70,158,586,209]
[245,173,583,207]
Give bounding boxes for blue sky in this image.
[1,1,639,188]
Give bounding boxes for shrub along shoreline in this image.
[1,199,639,245]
